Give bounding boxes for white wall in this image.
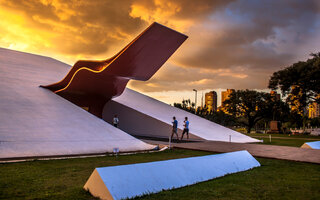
[0,48,154,159]
[110,88,260,143]
[102,100,202,140]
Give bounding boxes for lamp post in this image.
[193,89,197,114]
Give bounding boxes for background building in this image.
[309,95,320,118]
[288,85,305,115]
[221,89,235,104]
[220,89,235,114]
[205,91,217,112]
[308,102,320,118]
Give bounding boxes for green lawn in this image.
[1,149,319,200]
[243,133,320,147]
[256,138,308,147]
[245,133,320,139]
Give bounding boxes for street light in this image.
[193,89,197,114]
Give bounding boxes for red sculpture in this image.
[41,22,188,117]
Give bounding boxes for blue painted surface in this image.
[306,141,320,149]
[96,150,260,200]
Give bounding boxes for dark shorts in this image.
[172,128,177,133]
[113,124,118,128]
[182,128,189,134]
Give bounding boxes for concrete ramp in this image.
[103,88,260,143]
[0,48,154,159]
[84,150,260,200]
[301,141,320,149]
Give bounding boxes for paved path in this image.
[249,135,320,141]
[143,139,320,164]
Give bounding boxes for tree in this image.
[173,103,182,109]
[222,90,273,133]
[174,99,195,114]
[269,53,320,113]
[210,110,238,127]
[269,53,320,130]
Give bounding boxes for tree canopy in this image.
[222,90,275,133]
[268,53,320,112]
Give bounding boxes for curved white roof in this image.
[0,48,154,159]
[303,141,320,149]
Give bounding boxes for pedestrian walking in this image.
[181,117,189,140]
[171,116,179,141]
[113,115,119,128]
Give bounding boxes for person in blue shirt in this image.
[171,116,179,141]
[181,117,189,140]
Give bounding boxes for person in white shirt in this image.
[113,115,119,128]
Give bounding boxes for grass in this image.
[1,149,320,200]
[243,133,320,147]
[0,149,210,200]
[136,157,320,200]
[245,133,320,139]
[256,138,308,147]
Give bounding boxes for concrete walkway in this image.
[143,139,320,164]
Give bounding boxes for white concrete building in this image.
[0,48,259,159]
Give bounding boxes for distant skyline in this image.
[0,0,319,105]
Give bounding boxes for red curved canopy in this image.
[41,22,188,117]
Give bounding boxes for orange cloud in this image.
[130,0,193,32]
[0,0,146,64]
[0,5,54,52]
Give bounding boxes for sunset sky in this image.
[1,0,319,106]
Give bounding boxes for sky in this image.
[0,0,319,106]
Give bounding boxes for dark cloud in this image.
[166,0,320,92]
[129,0,320,93]
[177,0,319,70]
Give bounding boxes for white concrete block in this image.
[301,141,320,149]
[84,150,260,200]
